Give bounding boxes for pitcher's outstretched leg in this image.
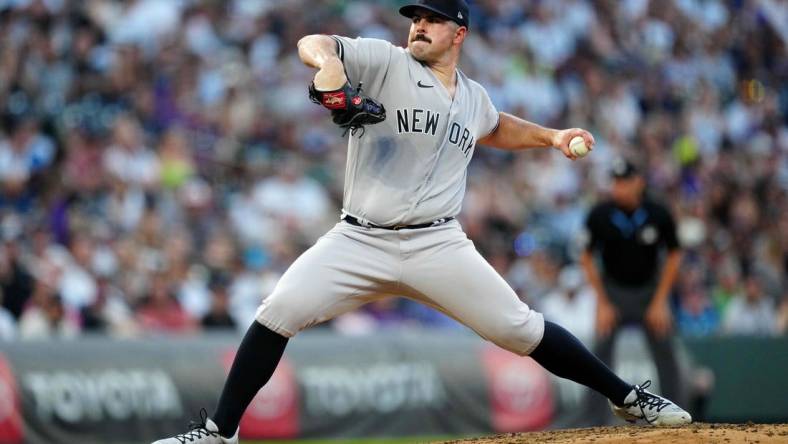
[151,321,288,444]
[530,321,691,425]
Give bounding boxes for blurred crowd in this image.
[0,0,786,342]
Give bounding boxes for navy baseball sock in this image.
[530,320,632,406]
[212,321,288,437]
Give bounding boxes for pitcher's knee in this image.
[485,311,545,356]
[254,294,306,338]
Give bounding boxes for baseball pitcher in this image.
[153,1,690,442]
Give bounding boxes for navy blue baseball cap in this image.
[399,0,470,28]
[610,157,640,179]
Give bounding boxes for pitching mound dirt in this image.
[440,423,788,444]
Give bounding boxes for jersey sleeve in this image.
[658,205,680,250]
[478,88,500,139]
[583,206,603,251]
[331,36,394,87]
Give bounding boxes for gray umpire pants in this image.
[585,276,681,424]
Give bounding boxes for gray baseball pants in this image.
[256,220,545,355]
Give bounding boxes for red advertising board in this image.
[0,354,22,444]
[221,350,299,439]
[481,346,554,432]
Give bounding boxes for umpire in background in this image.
[580,157,683,423]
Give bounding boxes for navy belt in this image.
[343,215,454,230]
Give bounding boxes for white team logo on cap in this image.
[458,12,463,19]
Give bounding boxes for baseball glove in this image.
[308,81,386,136]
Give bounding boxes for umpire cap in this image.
[610,157,640,179]
[399,0,470,28]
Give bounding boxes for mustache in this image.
[412,34,431,43]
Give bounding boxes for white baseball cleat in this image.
[610,380,692,426]
[151,409,239,444]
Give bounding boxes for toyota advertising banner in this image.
[0,331,688,444]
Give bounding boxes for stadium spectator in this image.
[80,275,138,337]
[18,281,80,340]
[539,265,596,346]
[710,259,743,321]
[722,275,779,336]
[103,114,161,190]
[228,249,280,330]
[675,269,720,337]
[0,231,33,319]
[250,154,333,241]
[135,273,197,335]
[201,272,236,330]
[0,289,15,340]
[56,232,98,311]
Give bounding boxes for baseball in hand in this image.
[569,136,589,157]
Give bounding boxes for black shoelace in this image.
[631,380,671,424]
[174,409,221,443]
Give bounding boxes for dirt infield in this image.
[441,423,788,444]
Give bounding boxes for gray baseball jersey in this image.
[332,36,500,226]
[256,37,544,356]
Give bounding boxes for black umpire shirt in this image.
[584,198,679,287]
